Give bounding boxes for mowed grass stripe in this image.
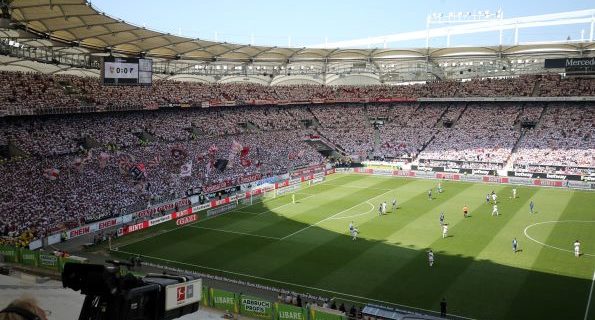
[438,187,567,319]
[505,190,595,320]
[121,175,362,269]
[330,182,506,304]
[228,173,349,214]
[209,176,417,274]
[113,174,595,320]
[137,175,392,272]
[172,176,418,278]
[199,175,381,238]
[264,179,474,290]
[363,185,533,316]
[311,179,478,295]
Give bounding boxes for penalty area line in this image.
[281,188,395,240]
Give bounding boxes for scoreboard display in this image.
[102,57,152,85]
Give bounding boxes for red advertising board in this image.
[176,214,198,226]
[393,170,416,177]
[69,226,91,239]
[275,180,290,189]
[436,173,461,180]
[172,208,193,219]
[210,197,231,208]
[98,218,118,230]
[120,221,149,236]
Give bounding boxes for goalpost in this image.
[242,175,325,206]
[275,184,301,198]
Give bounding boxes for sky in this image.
[90,0,595,48]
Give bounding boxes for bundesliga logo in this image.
[176,285,194,302]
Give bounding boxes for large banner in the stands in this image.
[239,295,273,319]
[134,198,191,219]
[276,303,307,320]
[290,164,326,178]
[507,171,587,181]
[203,173,262,193]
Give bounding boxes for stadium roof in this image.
[5,0,595,63]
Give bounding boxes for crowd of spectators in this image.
[2,71,595,115]
[417,104,522,167]
[512,104,594,174]
[1,73,594,243]
[0,106,325,241]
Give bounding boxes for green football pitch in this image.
[113,174,595,319]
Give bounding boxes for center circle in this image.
[523,220,595,257]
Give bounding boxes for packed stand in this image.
[2,71,595,116]
[417,103,522,169]
[375,104,442,160]
[311,104,375,157]
[512,103,594,174]
[0,107,324,241]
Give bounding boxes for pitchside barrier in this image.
[205,284,344,320]
[129,260,448,320]
[350,167,595,191]
[0,245,87,273]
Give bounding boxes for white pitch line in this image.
[256,194,315,216]
[523,220,595,257]
[116,249,476,320]
[118,175,343,249]
[585,270,595,320]
[233,210,262,215]
[281,188,395,240]
[327,201,375,220]
[322,183,392,191]
[188,226,281,240]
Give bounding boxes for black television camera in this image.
[62,261,201,320]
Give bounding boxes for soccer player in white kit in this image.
[574,240,580,257]
[351,227,359,240]
[492,193,497,204]
[382,202,387,215]
[442,224,448,238]
[428,250,434,267]
[492,204,499,216]
[512,188,517,199]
